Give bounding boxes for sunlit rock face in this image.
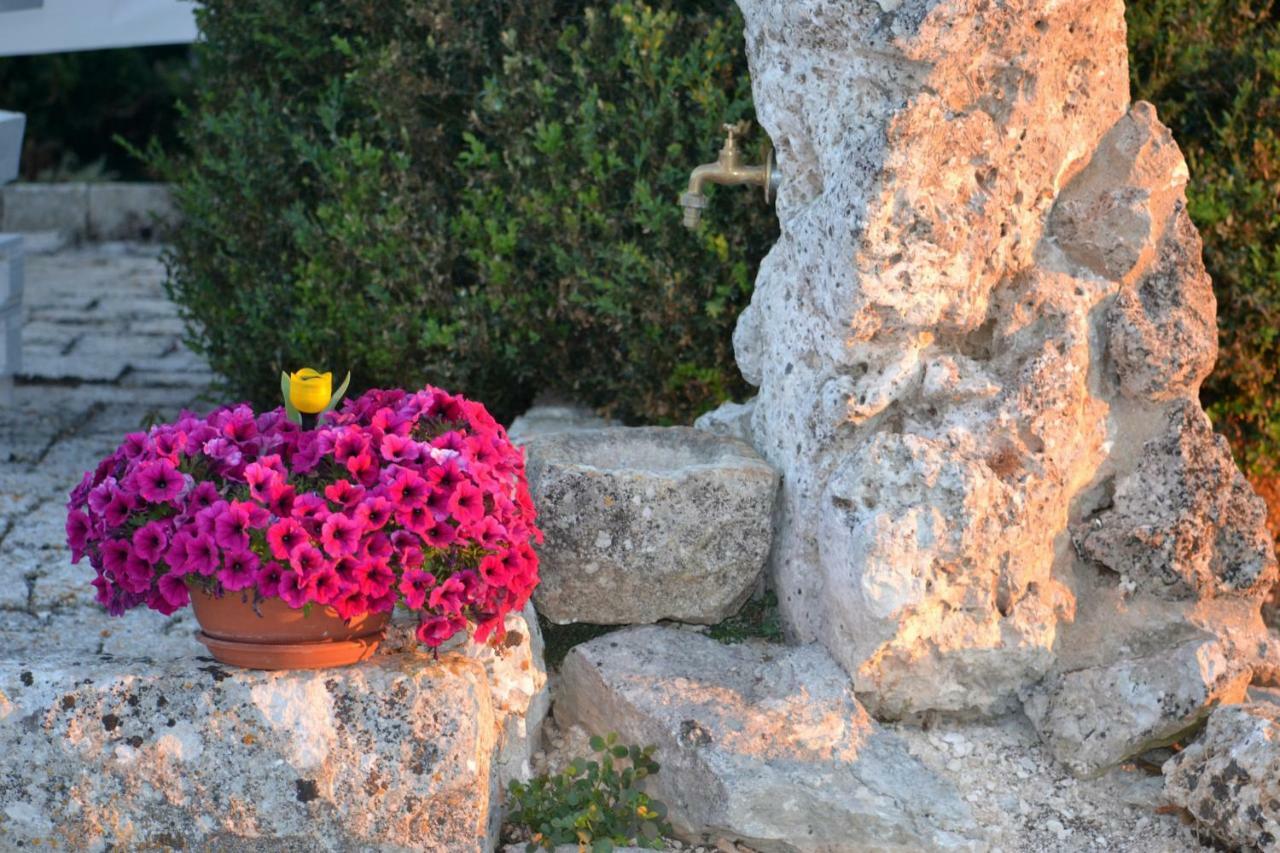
[730,0,1277,765]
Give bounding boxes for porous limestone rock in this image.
[0,653,499,851]
[382,602,550,792]
[1163,702,1280,851]
[732,0,1277,767]
[556,626,980,852]
[524,427,778,625]
[694,398,756,444]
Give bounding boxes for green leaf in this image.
[280,372,303,425]
[589,734,606,752]
[322,370,352,413]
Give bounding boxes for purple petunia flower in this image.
[136,459,185,503]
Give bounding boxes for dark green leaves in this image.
[505,732,672,850]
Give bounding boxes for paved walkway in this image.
[0,243,213,661]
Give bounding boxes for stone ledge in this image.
[0,182,176,241]
[0,650,500,852]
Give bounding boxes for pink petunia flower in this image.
[320,513,361,558]
[266,518,307,561]
[156,573,189,609]
[399,568,436,610]
[219,549,260,591]
[66,510,92,563]
[277,568,313,609]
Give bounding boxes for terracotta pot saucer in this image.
[189,586,390,670]
[195,631,383,670]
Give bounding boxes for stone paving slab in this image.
[0,243,211,638]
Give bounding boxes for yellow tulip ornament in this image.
[281,367,351,427]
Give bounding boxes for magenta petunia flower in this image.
[323,479,365,510]
[103,493,134,528]
[266,480,297,518]
[320,513,361,558]
[277,568,312,608]
[395,502,434,536]
[186,480,221,513]
[355,558,395,597]
[332,586,370,621]
[448,481,486,525]
[379,432,421,464]
[184,533,221,577]
[131,521,169,564]
[310,567,342,604]
[266,518,307,561]
[156,573,189,609]
[213,503,253,552]
[399,568,436,610]
[354,496,393,530]
[66,510,92,562]
[428,575,467,614]
[219,549,260,591]
[416,613,466,647]
[70,383,542,651]
[255,561,285,599]
[289,543,326,579]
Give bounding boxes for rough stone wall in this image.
[731,0,1277,766]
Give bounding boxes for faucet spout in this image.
[680,121,780,229]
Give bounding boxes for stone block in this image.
[557,626,980,851]
[0,232,21,311]
[0,305,19,379]
[0,653,500,851]
[525,427,778,626]
[0,182,88,235]
[87,183,177,241]
[0,111,22,185]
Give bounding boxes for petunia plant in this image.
[66,384,541,648]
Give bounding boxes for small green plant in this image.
[708,590,783,645]
[506,733,672,851]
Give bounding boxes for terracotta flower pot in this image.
[190,586,390,670]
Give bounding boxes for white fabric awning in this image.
[0,0,197,57]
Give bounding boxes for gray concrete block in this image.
[0,306,19,376]
[0,111,23,185]
[87,183,176,240]
[0,183,88,234]
[0,233,23,311]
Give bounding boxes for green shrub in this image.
[506,732,672,851]
[0,46,191,181]
[1127,1,1280,473]
[160,0,769,424]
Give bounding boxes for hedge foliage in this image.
[1127,0,1280,473]
[160,1,770,424]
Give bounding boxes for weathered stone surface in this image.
[507,403,610,444]
[693,398,756,443]
[1163,702,1280,851]
[557,626,979,852]
[525,427,778,625]
[1023,617,1252,777]
[1049,101,1187,284]
[731,0,1277,765]
[1076,400,1276,600]
[1107,208,1218,402]
[0,654,498,852]
[384,602,550,791]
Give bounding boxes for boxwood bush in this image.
[160,0,771,424]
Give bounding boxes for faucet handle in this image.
[722,120,752,144]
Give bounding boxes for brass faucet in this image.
[680,120,780,229]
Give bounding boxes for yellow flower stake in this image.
[289,368,332,413]
[281,367,351,426]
